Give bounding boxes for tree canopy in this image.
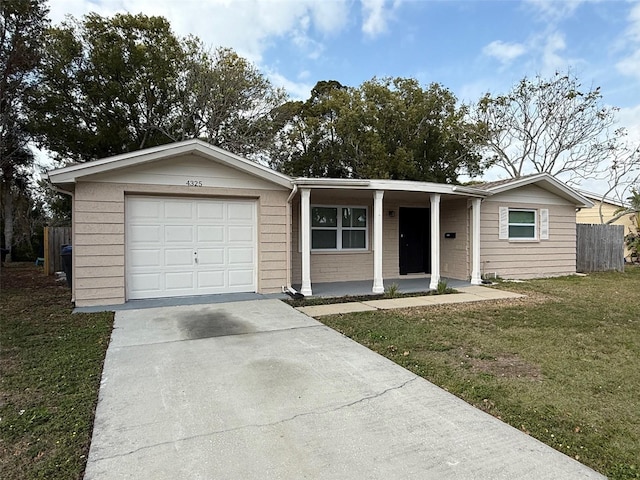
[469,70,620,184]
[272,77,483,183]
[29,13,286,163]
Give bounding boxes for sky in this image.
[46,0,640,194]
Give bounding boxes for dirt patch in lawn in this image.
[465,351,543,381]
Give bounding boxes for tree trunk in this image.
[3,186,14,262]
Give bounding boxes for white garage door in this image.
[126,196,257,300]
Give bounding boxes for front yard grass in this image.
[0,264,114,480]
[319,267,640,480]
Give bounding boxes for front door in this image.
[399,207,431,275]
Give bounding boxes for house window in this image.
[311,206,368,250]
[508,209,536,239]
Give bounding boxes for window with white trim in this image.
[498,207,549,241]
[508,209,537,239]
[311,206,368,250]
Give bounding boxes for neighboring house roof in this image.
[575,189,626,208]
[475,173,594,208]
[47,139,294,189]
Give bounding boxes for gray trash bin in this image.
[61,245,72,288]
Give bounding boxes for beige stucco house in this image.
[48,139,593,307]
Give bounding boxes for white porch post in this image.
[300,188,312,296]
[372,190,385,294]
[429,193,441,290]
[470,197,483,285]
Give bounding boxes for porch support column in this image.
[300,188,312,296]
[372,190,385,294]
[429,193,441,291]
[470,198,483,285]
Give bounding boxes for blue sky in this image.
[48,0,640,191]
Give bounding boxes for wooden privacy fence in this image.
[44,226,71,275]
[576,224,624,272]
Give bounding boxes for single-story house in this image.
[48,139,593,307]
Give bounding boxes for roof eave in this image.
[47,139,294,189]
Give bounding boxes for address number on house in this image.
[186,180,203,187]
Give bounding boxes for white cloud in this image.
[616,3,640,79]
[266,70,313,101]
[482,41,526,64]
[541,32,568,73]
[618,103,640,145]
[45,0,352,98]
[361,0,400,38]
[524,0,586,21]
[47,0,350,64]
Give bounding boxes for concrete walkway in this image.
[297,285,524,317]
[84,298,604,480]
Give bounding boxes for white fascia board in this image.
[293,177,490,197]
[294,178,371,188]
[47,139,294,189]
[370,180,489,197]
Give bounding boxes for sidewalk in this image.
[296,285,524,317]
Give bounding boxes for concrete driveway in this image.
[85,299,605,479]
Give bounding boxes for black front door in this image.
[399,207,431,275]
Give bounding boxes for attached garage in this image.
[47,140,292,308]
[126,196,257,300]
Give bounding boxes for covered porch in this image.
[289,179,488,297]
[294,275,473,298]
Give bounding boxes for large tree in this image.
[274,77,483,183]
[469,70,619,184]
[30,13,186,161]
[174,44,287,159]
[29,13,286,163]
[1,0,49,262]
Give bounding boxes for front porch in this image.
[294,276,472,298]
[290,179,487,297]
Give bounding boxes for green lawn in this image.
[0,264,114,480]
[319,267,640,480]
[1,264,638,479]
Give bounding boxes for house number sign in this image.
[186,180,203,187]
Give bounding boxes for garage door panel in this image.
[197,248,224,266]
[164,201,194,220]
[228,202,254,220]
[228,226,253,242]
[129,225,162,243]
[197,202,224,220]
[164,248,194,267]
[129,199,161,220]
[130,249,161,268]
[228,270,254,288]
[228,247,254,265]
[228,203,254,221]
[129,273,161,294]
[126,196,257,300]
[197,270,225,289]
[165,271,195,290]
[165,225,193,243]
[197,225,224,243]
